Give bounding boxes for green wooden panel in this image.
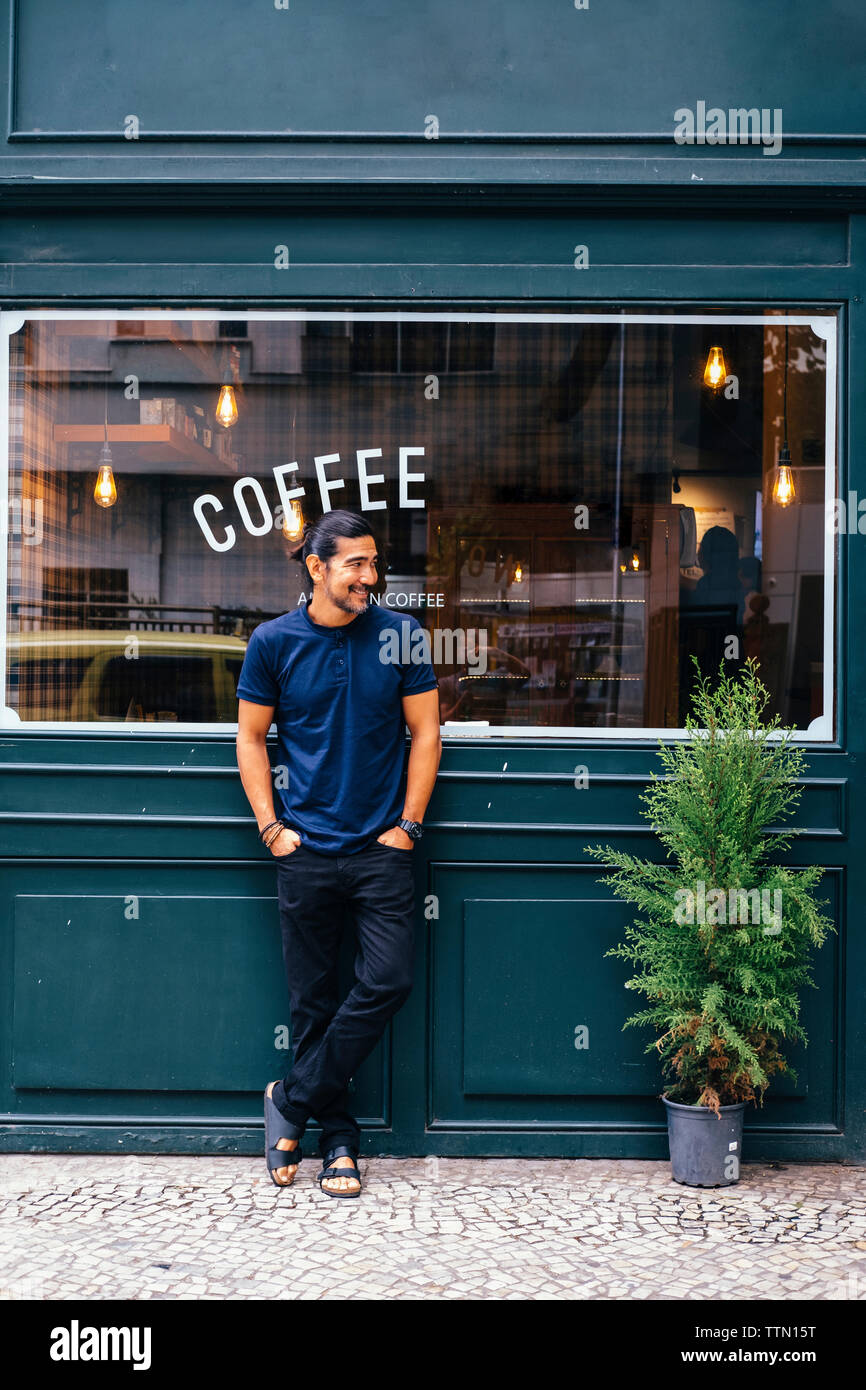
[11,894,386,1123]
[431,863,842,1129]
[8,0,865,141]
[462,897,657,1096]
[0,210,850,272]
[12,894,293,1090]
[428,774,848,841]
[0,862,390,1130]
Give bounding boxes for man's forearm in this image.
[401,730,441,824]
[236,735,279,831]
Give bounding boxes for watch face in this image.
[402,820,423,840]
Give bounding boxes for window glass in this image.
[2,310,835,736]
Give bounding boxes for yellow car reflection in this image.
[6,629,249,723]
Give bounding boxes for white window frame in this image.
[0,308,837,742]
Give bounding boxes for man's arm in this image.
[236,698,299,854]
[378,688,442,848]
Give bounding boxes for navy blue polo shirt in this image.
[236,602,438,855]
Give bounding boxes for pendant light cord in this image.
[783,322,789,448]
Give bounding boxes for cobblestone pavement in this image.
[1,1155,865,1301]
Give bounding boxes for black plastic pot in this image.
[662,1096,745,1187]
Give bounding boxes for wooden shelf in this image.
[53,424,235,476]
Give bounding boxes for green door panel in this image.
[428,776,847,840]
[0,765,251,820]
[11,894,386,1123]
[462,898,659,1096]
[430,863,842,1131]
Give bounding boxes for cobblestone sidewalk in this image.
[1,1155,865,1301]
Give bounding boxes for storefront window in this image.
[1,309,836,737]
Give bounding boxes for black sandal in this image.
[264,1086,303,1188]
[316,1145,362,1199]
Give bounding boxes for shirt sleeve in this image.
[399,615,439,697]
[236,625,280,706]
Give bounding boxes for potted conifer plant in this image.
[587,659,833,1187]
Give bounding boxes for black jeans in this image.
[270,835,416,1158]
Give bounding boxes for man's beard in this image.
[325,580,369,615]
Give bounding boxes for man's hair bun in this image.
[285,519,315,563]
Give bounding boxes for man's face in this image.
[316,533,379,615]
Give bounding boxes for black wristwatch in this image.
[397,818,424,841]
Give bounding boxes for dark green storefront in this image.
[0,1,864,1161]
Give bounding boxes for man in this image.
[236,509,441,1197]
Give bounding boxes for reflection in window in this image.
[3,311,834,733]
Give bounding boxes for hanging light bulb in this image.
[216,343,239,427]
[216,383,238,428]
[703,345,727,390]
[772,443,796,507]
[94,441,117,508]
[771,326,796,508]
[281,498,305,541]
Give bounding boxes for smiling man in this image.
[236,509,441,1197]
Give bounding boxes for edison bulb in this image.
[216,384,238,428]
[94,462,117,508]
[281,499,305,541]
[772,464,796,507]
[703,345,727,390]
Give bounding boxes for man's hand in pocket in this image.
[269,826,301,857]
[376,826,414,851]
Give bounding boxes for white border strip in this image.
[1,309,838,743]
